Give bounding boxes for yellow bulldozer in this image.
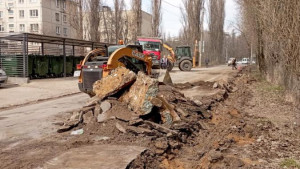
[77,44,155,96]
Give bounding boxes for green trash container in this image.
[49,56,63,77]
[66,56,74,75]
[2,55,18,76]
[28,55,35,78]
[35,56,49,77]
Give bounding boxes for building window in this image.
[55,13,60,21]
[20,24,25,32]
[0,25,4,32]
[0,11,3,18]
[63,28,67,36]
[56,0,59,8]
[56,26,60,34]
[62,0,66,9]
[19,10,24,18]
[63,15,66,22]
[30,0,37,2]
[8,3,14,7]
[30,10,38,17]
[9,24,14,32]
[9,17,14,21]
[19,0,24,4]
[30,24,38,32]
[8,10,14,15]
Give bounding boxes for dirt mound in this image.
[55,68,240,169]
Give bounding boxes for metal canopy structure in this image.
[0,33,115,77]
[1,33,114,48]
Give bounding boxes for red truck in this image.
[137,37,162,68]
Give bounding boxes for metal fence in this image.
[0,39,27,77]
[0,33,112,78]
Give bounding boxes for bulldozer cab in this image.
[175,46,192,60]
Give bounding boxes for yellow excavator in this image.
[77,44,154,96]
[162,43,193,71]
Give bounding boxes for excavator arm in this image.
[162,43,176,63]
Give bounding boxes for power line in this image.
[162,0,181,9]
[161,7,181,18]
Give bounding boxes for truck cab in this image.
[137,37,162,68]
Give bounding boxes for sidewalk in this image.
[0,77,80,109]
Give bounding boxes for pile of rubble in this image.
[57,67,213,140]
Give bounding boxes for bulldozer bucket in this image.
[163,70,173,86]
[155,69,173,86]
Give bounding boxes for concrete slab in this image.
[43,145,146,169]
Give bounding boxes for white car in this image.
[0,69,8,86]
[236,60,242,64]
[241,58,250,64]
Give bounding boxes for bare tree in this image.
[152,0,162,37]
[89,0,101,42]
[121,11,129,43]
[180,0,204,48]
[80,0,102,42]
[179,0,204,65]
[208,0,225,64]
[131,0,142,41]
[238,0,300,104]
[113,0,125,43]
[68,0,83,39]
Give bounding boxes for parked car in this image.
[227,58,236,66]
[236,60,243,64]
[0,69,8,86]
[241,58,250,64]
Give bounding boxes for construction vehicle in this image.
[137,37,162,68]
[77,45,153,96]
[162,44,193,71]
[137,37,193,71]
[174,46,193,71]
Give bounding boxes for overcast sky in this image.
[105,0,239,37]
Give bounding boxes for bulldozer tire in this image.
[167,61,174,71]
[179,60,192,71]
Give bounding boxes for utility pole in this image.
[198,9,205,67]
[193,40,198,68]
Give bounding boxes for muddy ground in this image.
[0,67,299,169]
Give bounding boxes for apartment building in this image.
[0,0,78,38]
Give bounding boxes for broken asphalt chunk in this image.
[93,67,137,100]
[120,71,159,115]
